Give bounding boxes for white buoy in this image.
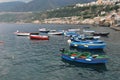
[67,39,71,44]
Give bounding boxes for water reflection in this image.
[62,59,107,73]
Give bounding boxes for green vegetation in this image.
[0,14,16,22]
[0,4,119,22]
[0,13,33,23]
[30,4,120,21]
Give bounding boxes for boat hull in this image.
[61,54,108,64]
[15,32,30,36]
[30,35,49,40]
[64,31,78,37]
[39,31,50,33]
[39,28,50,33]
[70,41,106,49]
[48,32,63,35]
[14,30,30,36]
[91,32,109,36]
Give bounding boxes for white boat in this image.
[14,30,30,36]
[48,30,63,35]
[83,29,95,33]
[68,28,80,32]
[39,28,50,33]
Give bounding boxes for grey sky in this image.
[0,0,32,3]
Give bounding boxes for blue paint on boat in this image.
[64,31,79,37]
[61,54,108,64]
[70,40,106,49]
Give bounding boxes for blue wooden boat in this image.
[64,31,79,37]
[70,34,100,42]
[60,49,108,64]
[69,39,106,49]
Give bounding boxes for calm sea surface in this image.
[0,23,120,80]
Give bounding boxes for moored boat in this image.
[30,33,39,35]
[64,31,79,37]
[69,40,106,49]
[48,30,63,35]
[60,48,108,64]
[83,29,95,33]
[91,32,109,36]
[30,35,49,40]
[70,34,100,42]
[14,30,30,36]
[39,28,50,33]
[68,28,80,32]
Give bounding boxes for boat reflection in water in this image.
[62,58,107,72]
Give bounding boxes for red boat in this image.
[30,35,49,40]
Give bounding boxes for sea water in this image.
[0,23,120,80]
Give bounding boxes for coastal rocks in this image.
[110,25,120,31]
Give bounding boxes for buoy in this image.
[67,39,71,43]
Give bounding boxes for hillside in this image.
[0,1,25,12]
[17,0,96,12]
[0,3,119,23]
[0,0,96,12]
[32,4,120,20]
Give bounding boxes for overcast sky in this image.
[0,0,32,3]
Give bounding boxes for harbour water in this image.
[0,23,120,80]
